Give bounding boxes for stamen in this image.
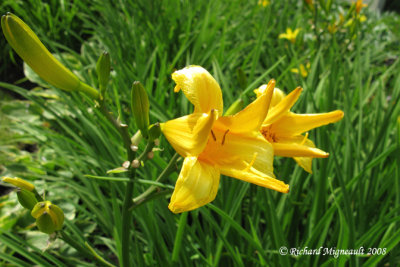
[300,133,309,146]
[211,130,216,141]
[243,152,258,172]
[221,129,230,145]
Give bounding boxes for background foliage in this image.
[1,0,399,266]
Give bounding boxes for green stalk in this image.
[120,142,154,267]
[132,152,179,207]
[121,169,136,267]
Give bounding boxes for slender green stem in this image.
[78,82,100,100]
[121,168,136,267]
[97,101,137,267]
[98,104,133,159]
[132,152,179,208]
[120,142,155,267]
[171,212,188,263]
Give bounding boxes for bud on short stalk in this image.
[17,189,37,210]
[1,13,99,99]
[31,201,64,234]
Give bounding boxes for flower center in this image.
[261,125,277,143]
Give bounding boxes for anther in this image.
[211,130,216,141]
[221,129,230,145]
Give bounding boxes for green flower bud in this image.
[2,176,35,191]
[1,13,99,99]
[96,51,111,97]
[131,81,150,138]
[31,201,64,234]
[17,189,38,210]
[148,123,161,142]
[131,130,142,146]
[224,98,244,116]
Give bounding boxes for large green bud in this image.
[17,189,38,210]
[1,13,99,99]
[31,201,64,234]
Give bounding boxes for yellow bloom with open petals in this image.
[255,85,344,173]
[355,0,367,14]
[279,28,300,44]
[291,63,310,78]
[258,0,270,7]
[161,66,289,213]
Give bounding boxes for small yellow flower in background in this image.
[161,66,289,213]
[1,13,99,99]
[291,63,311,78]
[254,85,344,173]
[2,177,35,191]
[258,0,270,7]
[279,28,301,44]
[344,15,367,27]
[355,0,367,14]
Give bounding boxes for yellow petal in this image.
[221,166,289,193]
[172,66,223,114]
[161,110,217,157]
[199,126,285,191]
[169,157,220,213]
[293,157,313,173]
[264,87,302,125]
[272,110,344,137]
[272,142,329,158]
[293,137,316,173]
[216,80,274,133]
[279,33,288,39]
[254,81,284,108]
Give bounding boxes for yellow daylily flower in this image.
[258,0,270,7]
[355,0,367,14]
[161,66,289,213]
[279,28,301,44]
[291,63,311,78]
[1,13,99,99]
[254,85,344,173]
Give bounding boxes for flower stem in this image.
[132,152,180,208]
[121,168,136,267]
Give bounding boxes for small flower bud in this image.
[131,131,142,146]
[122,161,130,169]
[17,189,37,210]
[31,201,64,234]
[131,81,150,138]
[131,159,140,168]
[2,177,35,191]
[96,51,111,97]
[130,145,138,151]
[1,13,99,99]
[147,151,154,159]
